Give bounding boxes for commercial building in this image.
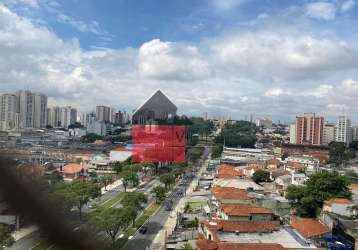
[132,90,177,124]
[86,119,108,136]
[335,116,352,145]
[0,94,17,131]
[322,123,335,145]
[96,105,111,122]
[295,113,324,145]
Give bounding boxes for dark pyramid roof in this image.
[133,90,177,116]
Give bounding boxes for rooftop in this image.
[220,204,273,216]
[290,218,330,239]
[324,198,353,206]
[63,163,83,174]
[210,187,251,200]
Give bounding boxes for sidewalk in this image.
[11,225,38,241]
[149,159,207,249]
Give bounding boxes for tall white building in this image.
[335,116,352,145]
[59,106,77,128]
[322,123,336,145]
[16,90,47,129]
[0,94,17,131]
[47,106,61,127]
[353,126,358,141]
[289,123,296,144]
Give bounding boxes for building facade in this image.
[16,90,47,129]
[335,116,352,145]
[96,105,111,122]
[322,123,335,145]
[295,113,324,145]
[289,123,296,144]
[0,94,17,131]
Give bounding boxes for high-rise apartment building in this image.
[96,106,110,122]
[33,93,47,128]
[16,90,47,129]
[335,116,352,145]
[0,94,17,131]
[322,123,335,145]
[59,106,77,128]
[289,123,296,144]
[47,106,61,127]
[295,113,324,145]
[256,118,272,128]
[352,126,358,142]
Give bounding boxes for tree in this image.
[99,174,114,191]
[121,192,147,210]
[0,224,15,248]
[160,174,175,190]
[81,133,103,143]
[187,147,204,163]
[56,181,101,220]
[329,141,347,165]
[90,208,130,249]
[211,144,223,159]
[286,171,351,217]
[252,169,271,183]
[181,243,193,250]
[151,186,166,204]
[121,171,139,192]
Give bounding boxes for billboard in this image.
[132,125,185,163]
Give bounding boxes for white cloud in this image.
[341,0,355,13]
[305,2,336,20]
[56,13,102,35]
[138,39,212,81]
[209,31,358,81]
[1,3,358,121]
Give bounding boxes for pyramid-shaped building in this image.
[132,90,177,124]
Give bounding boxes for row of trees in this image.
[214,121,257,148]
[329,141,356,166]
[90,192,147,249]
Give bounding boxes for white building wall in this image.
[289,123,296,144]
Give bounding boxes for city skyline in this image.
[1,1,358,122]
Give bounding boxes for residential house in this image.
[213,179,264,193]
[62,163,84,181]
[291,173,307,185]
[323,198,354,217]
[215,165,244,179]
[266,158,282,169]
[218,204,274,222]
[290,218,330,247]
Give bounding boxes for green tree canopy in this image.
[151,186,166,204]
[160,173,175,190]
[90,207,131,249]
[286,170,351,217]
[252,169,271,183]
[121,192,147,209]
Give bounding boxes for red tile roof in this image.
[203,220,276,233]
[266,159,281,165]
[217,243,285,250]
[286,161,305,169]
[291,218,330,239]
[217,165,244,179]
[63,163,83,174]
[220,204,273,216]
[324,198,353,206]
[196,241,285,250]
[210,187,250,200]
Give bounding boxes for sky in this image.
[1,0,358,123]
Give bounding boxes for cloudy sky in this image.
[1,0,358,123]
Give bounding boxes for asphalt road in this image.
[7,231,42,250]
[123,147,210,250]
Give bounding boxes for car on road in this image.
[139,225,148,234]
